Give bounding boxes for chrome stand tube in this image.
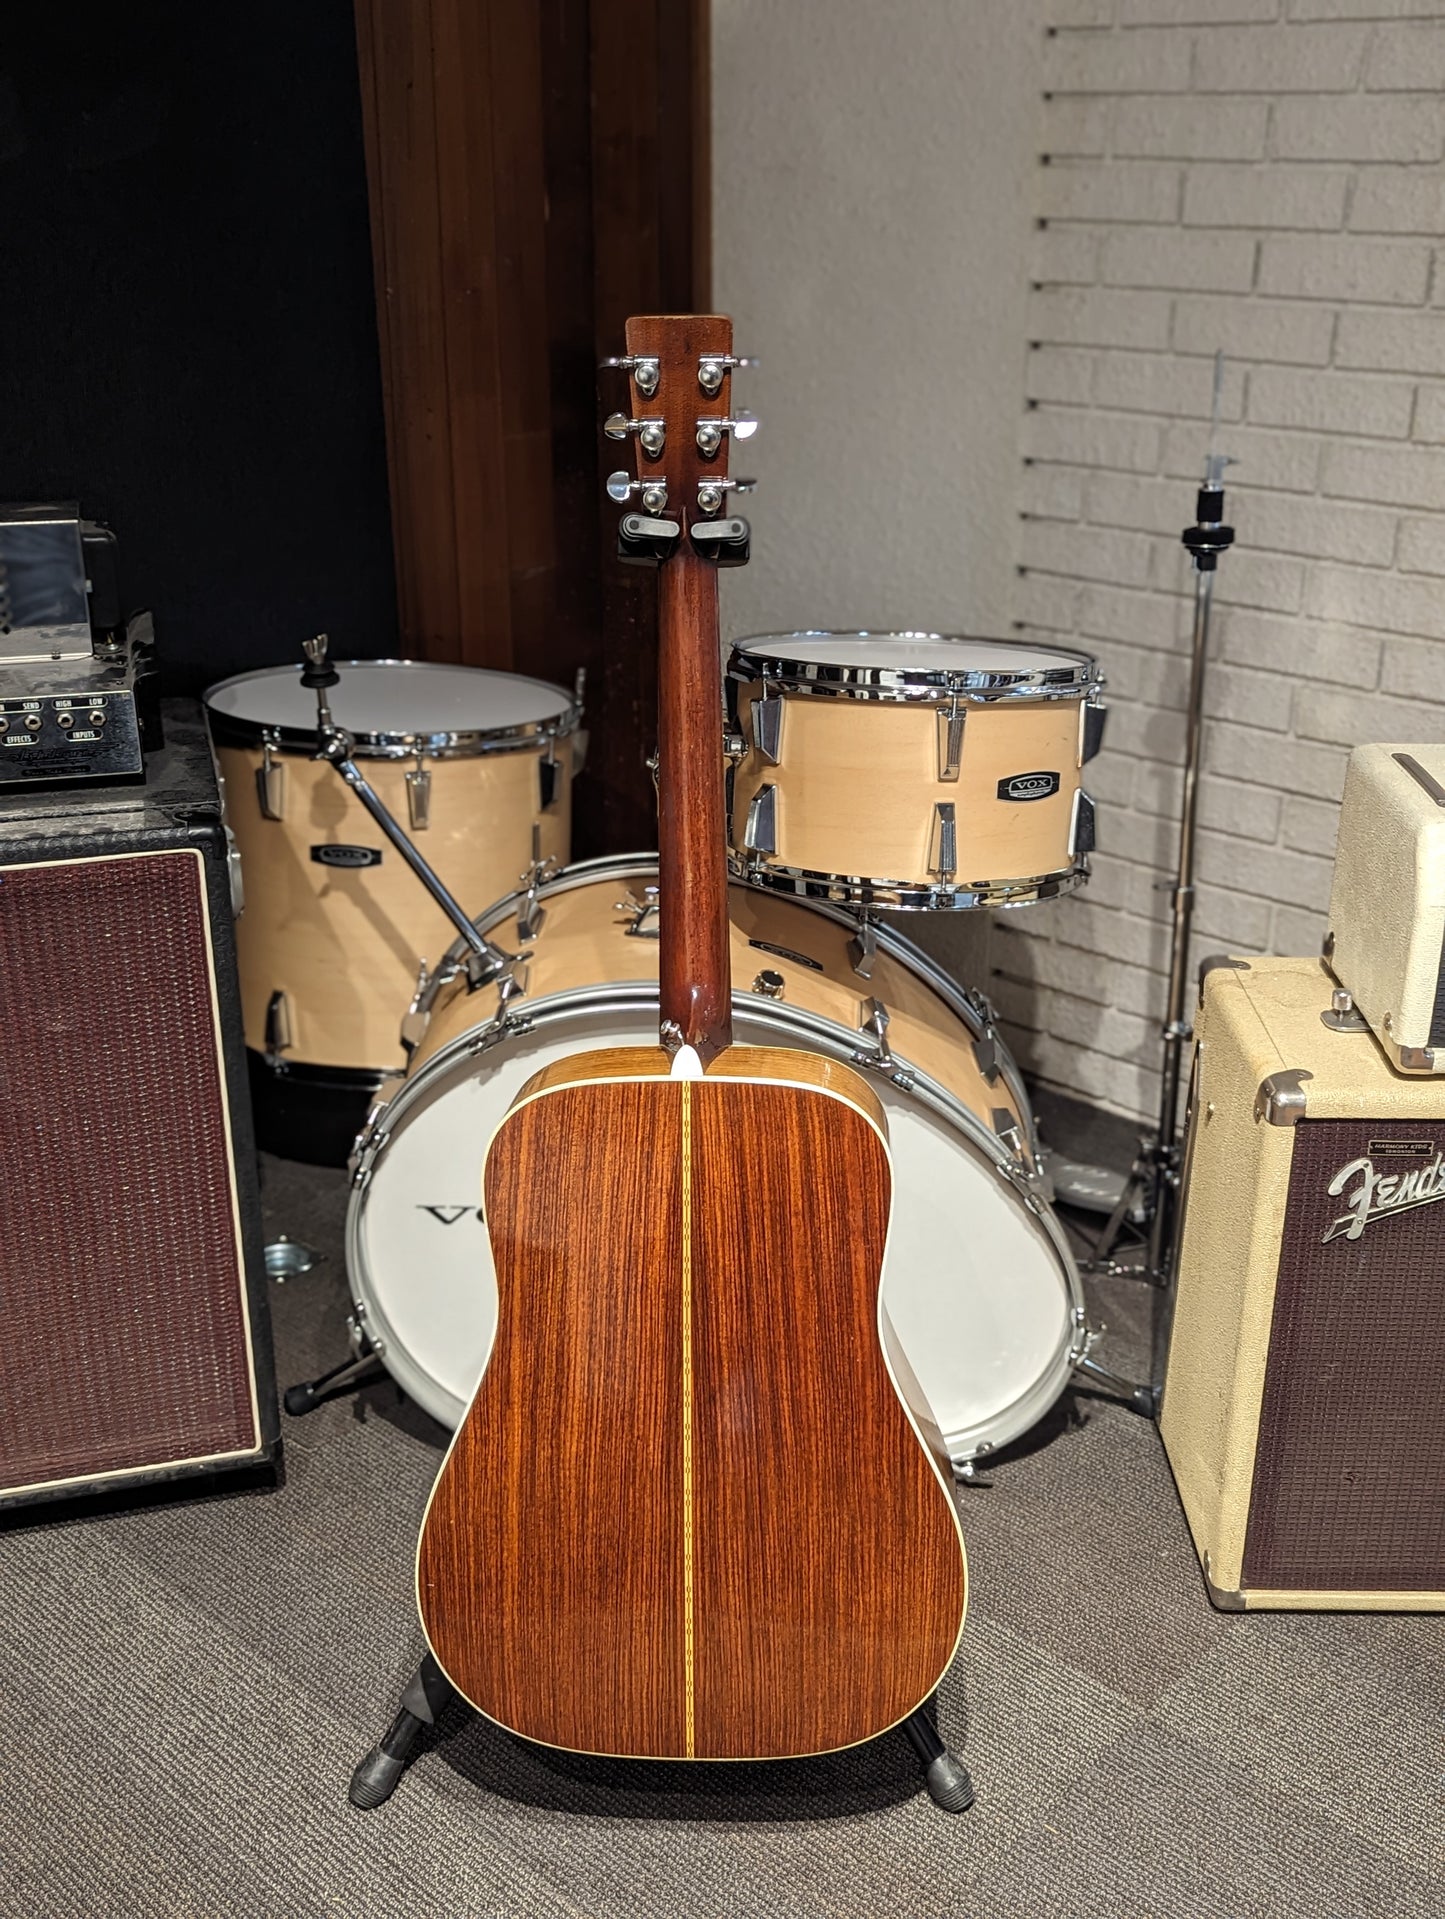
[299,633,512,986]
[1087,461,1234,1290]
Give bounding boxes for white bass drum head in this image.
[350,998,1077,1463]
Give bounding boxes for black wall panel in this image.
[0,3,398,693]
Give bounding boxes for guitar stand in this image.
[348,1657,975,1815]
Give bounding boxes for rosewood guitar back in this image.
[416,1047,967,1760]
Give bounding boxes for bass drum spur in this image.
[346,856,1088,1469]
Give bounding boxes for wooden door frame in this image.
[354,0,710,855]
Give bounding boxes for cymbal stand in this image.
[300,634,513,990]
[1085,441,1235,1291]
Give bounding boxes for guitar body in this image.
[416,1045,967,1760]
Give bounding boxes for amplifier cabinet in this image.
[1161,956,1445,1611]
[0,705,279,1509]
[1326,742,1445,1073]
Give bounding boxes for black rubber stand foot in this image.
[349,1655,455,1810]
[349,1746,405,1810]
[901,1698,975,1815]
[283,1353,386,1418]
[924,1752,976,1813]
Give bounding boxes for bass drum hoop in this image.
[350,994,1085,1465]
[420,852,1039,1142]
[203,658,582,760]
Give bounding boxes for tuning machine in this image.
[617,511,683,567]
[599,354,660,397]
[698,353,758,395]
[695,412,758,459]
[695,476,756,518]
[607,471,669,513]
[604,413,665,458]
[688,516,750,567]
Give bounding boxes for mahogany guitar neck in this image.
[658,548,730,1061]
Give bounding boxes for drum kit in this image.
[202,617,1142,1479]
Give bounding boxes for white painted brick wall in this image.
[1013,1,1445,1122]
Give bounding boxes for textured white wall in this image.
[709,0,1044,992]
[709,0,1043,642]
[1004,0,1445,1122]
[713,0,1445,1128]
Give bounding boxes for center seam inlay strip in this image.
[680,1079,696,1759]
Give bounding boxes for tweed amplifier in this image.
[1325,742,1445,1074]
[0,704,279,1510]
[1160,955,1445,1611]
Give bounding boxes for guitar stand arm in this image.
[350,1653,455,1810]
[901,1700,975,1813]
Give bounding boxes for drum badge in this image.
[997,771,1060,803]
[311,843,383,868]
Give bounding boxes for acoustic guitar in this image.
[416,314,967,1761]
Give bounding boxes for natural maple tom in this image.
[204,660,581,1077]
[726,630,1105,911]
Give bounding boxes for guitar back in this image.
[416,1046,967,1760]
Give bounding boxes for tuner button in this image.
[599,354,660,396]
[698,353,759,394]
[732,410,759,442]
[604,412,631,441]
[606,470,634,502]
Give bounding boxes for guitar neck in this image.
[614,310,750,1068]
[657,545,732,1064]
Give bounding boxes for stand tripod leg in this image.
[901,1700,974,1813]
[350,1653,456,1810]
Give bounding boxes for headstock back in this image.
[602,314,756,565]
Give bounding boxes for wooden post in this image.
[352,0,709,856]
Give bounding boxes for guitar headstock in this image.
[600,314,757,566]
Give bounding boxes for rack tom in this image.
[204,659,581,1160]
[727,631,1104,910]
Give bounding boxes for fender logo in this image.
[1323,1148,1445,1244]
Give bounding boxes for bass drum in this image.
[346,857,1088,1468]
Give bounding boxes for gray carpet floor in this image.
[4,1143,1443,1919]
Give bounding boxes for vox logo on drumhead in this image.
[418,1204,483,1225]
[311,843,382,868]
[997,771,1061,803]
